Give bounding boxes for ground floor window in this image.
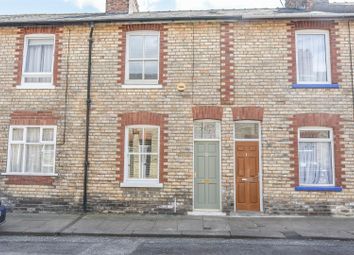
[298,128,334,186]
[7,126,56,175]
[125,126,160,183]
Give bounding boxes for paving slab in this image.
[177,219,203,232]
[0,213,79,234]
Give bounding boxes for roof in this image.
[1,8,354,26]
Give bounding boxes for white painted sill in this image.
[121,84,163,89]
[1,173,59,177]
[16,84,55,90]
[120,182,163,188]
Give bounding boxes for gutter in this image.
[0,15,242,27]
[83,22,94,213]
[6,10,354,27]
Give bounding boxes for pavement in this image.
[1,213,354,240]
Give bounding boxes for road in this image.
[0,235,354,255]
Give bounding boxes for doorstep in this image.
[187,211,227,217]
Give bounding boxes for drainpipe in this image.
[83,22,94,213]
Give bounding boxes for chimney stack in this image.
[284,0,313,11]
[285,0,330,11]
[106,0,139,14]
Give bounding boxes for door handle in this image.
[241,178,248,181]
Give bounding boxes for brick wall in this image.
[0,19,353,216]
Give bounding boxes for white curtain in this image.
[25,40,53,73]
[25,128,41,173]
[41,145,54,173]
[297,34,328,83]
[10,145,23,172]
[299,142,333,185]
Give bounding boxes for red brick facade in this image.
[5,176,54,186]
[10,111,59,125]
[14,26,63,87]
[289,113,345,188]
[232,106,264,121]
[192,106,223,120]
[117,112,168,183]
[117,24,168,86]
[220,23,235,105]
[288,20,341,84]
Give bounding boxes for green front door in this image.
[194,141,220,210]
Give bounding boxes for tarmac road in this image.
[0,235,354,255]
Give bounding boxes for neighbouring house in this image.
[0,0,354,216]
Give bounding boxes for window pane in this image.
[129,61,143,80]
[142,154,158,179]
[10,144,23,172]
[25,144,42,173]
[194,122,220,140]
[12,128,24,141]
[42,128,54,142]
[128,154,140,178]
[299,142,333,185]
[297,34,328,83]
[235,123,259,139]
[300,130,330,139]
[26,127,40,143]
[25,39,54,73]
[144,61,158,80]
[144,36,158,59]
[42,145,54,173]
[143,128,159,153]
[129,35,144,58]
[203,122,220,139]
[128,128,143,153]
[194,122,203,140]
[24,77,52,84]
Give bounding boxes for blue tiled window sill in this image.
[292,84,340,89]
[295,186,342,192]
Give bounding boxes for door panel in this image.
[235,141,260,211]
[194,141,220,210]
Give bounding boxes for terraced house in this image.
[0,0,354,216]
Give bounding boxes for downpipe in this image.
[83,22,95,213]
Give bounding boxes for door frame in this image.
[192,120,222,212]
[233,120,263,212]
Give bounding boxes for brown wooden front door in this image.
[235,141,260,211]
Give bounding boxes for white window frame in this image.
[4,125,57,176]
[121,125,162,188]
[124,31,161,88]
[19,34,56,89]
[298,127,335,187]
[295,30,332,85]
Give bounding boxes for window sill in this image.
[16,84,55,90]
[295,186,342,192]
[1,173,58,177]
[292,84,340,89]
[120,182,163,188]
[121,84,163,89]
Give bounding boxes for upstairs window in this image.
[296,30,331,84]
[125,31,160,86]
[22,35,55,87]
[298,128,334,186]
[7,126,56,175]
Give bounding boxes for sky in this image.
[0,0,353,15]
